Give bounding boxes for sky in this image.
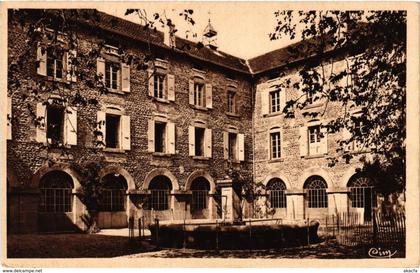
[99,3,297,59]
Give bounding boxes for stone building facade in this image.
[7,10,386,233]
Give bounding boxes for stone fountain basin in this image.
[149,220,319,249]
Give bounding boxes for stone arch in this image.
[262,173,292,190]
[142,168,180,192]
[340,166,374,189]
[185,170,216,194]
[31,163,82,192]
[99,165,135,191]
[298,167,333,190]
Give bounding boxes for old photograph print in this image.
[4,2,418,267]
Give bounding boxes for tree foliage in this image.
[269,11,406,193]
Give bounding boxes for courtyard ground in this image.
[7,229,404,259]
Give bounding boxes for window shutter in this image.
[238,133,245,161]
[320,126,328,154]
[223,131,229,160]
[147,119,155,152]
[121,63,130,92]
[7,96,12,140]
[261,87,269,116]
[147,70,154,96]
[204,128,212,158]
[64,106,77,146]
[167,74,175,101]
[205,83,212,109]
[65,50,77,82]
[121,115,131,150]
[37,44,47,76]
[188,125,195,156]
[299,126,307,157]
[167,122,176,154]
[189,80,195,105]
[96,111,106,148]
[96,58,105,84]
[36,102,46,143]
[280,89,286,113]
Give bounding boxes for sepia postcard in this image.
[1,1,419,269]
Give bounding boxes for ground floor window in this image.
[40,171,73,213]
[304,176,328,208]
[191,177,210,210]
[149,175,172,211]
[100,173,127,212]
[267,178,286,208]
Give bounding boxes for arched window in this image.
[348,175,374,208]
[40,171,73,213]
[149,176,172,211]
[100,173,127,212]
[304,176,328,208]
[267,178,287,208]
[191,177,210,210]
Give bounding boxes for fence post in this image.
[372,210,377,246]
[215,219,219,251]
[307,218,310,246]
[248,219,252,252]
[154,218,160,248]
[183,218,186,249]
[138,217,141,241]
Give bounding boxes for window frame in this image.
[46,47,65,80]
[270,130,282,160]
[46,104,65,145]
[227,90,237,114]
[269,89,281,114]
[308,125,322,156]
[228,132,238,161]
[304,177,328,209]
[267,179,287,209]
[104,61,121,91]
[194,82,205,107]
[105,113,121,149]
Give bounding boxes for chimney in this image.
[163,25,176,48]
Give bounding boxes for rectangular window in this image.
[308,125,321,155]
[151,189,169,210]
[269,190,286,208]
[307,189,328,208]
[105,114,120,148]
[105,62,120,90]
[195,127,205,156]
[194,83,205,107]
[154,74,165,99]
[46,106,65,144]
[270,132,281,159]
[227,91,236,113]
[228,132,237,160]
[155,122,166,153]
[270,90,281,113]
[47,48,64,79]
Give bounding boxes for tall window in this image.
[154,122,166,153]
[191,177,210,210]
[40,171,73,213]
[47,47,64,79]
[105,114,120,148]
[270,90,281,113]
[154,74,165,99]
[149,176,172,211]
[195,127,205,156]
[227,91,236,113]
[348,176,374,208]
[105,62,120,90]
[228,132,237,160]
[308,125,321,155]
[47,105,65,144]
[194,82,205,107]
[270,131,281,159]
[100,173,127,212]
[304,176,328,208]
[267,178,286,208]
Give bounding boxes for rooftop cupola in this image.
[203,16,218,50]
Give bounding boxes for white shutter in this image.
[147,119,155,152]
[36,102,46,143]
[261,87,269,116]
[167,74,175,101]
[280,89,286,113]
[238,133,245,161]
[167,122,175,154]
[64,106,77,146]
[7,96,12,140]
[96,58,105,84]
[205,83,212,109]
[188,125,195,156]
[148,70,154,96]
[65,50,77,82]
[121,63,130,92]
[121,115,131,150]
[204,128,212,158]
[320,126,328,154]
[70,50,77,82]
[96,111,106,147]
[223,131,229,160]
[299,126,307,157]
[37,44,47,76]
[189,80,195,105]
